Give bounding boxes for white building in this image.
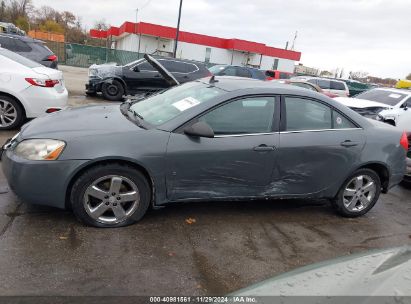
[90,22,301,73]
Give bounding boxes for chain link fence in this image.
[45,42,143,68]
[45,41,216,69]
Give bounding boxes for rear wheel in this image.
[71,163,151,227]
[101,80,125,101]
[0,95,24,130]
[332,169,381,217]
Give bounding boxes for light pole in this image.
[135,0,151,58]
[173,0,183,58]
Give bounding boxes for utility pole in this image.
[173,0,183,58]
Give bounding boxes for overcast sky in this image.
[33,0,410,79]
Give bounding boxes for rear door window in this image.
[161,61,197,73]
[330,81,346,90]
[285,97,332,131]
[333,110,356,129]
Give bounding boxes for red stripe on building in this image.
[90,21,301,61]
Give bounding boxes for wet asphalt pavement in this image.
[0,67,410,296]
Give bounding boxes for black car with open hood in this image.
[85,54,211,101]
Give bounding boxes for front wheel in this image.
[101,80,125,101]
[71,163,151,227]
[332,169,381,217]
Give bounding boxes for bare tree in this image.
[93,19,109,31]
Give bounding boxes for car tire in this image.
[0,95,25,130]
[70,163,151,228]
[332,168,381,217]
[101,80,125,101]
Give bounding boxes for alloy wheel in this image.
[0,99,17,127]
[343,175,376,212]
[83,175,140,224]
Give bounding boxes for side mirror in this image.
[404,105,408,111]
[133,66,140,72]
[184,121,214,138]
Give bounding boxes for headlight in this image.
[14,139,65,160]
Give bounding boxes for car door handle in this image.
[253,144,275,152]
[341,140,359,147]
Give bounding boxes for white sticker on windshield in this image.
[388,93,402,99]
[172,97,201,111]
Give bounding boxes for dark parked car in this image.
[0,33,58,69]
[86,56,211,101]
[1,57,407,227]
[208,64,266,80]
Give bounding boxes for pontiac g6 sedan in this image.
[1,77,408,227]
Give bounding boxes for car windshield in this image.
[355,89,407,106]
[0,47,42,68]
[129,81,225,126]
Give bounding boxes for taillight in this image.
[400,131,409,151]
[46,55,58,61]
[25,78,60,88]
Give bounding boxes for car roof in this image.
[199,76,317,93]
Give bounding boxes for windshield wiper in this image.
[126,107,147,129]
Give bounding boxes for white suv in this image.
[334,88,411,131]
[292,76,349,97]
[0,47,68,129]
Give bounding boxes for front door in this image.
[166,96,280,201]
[277,96,365,196]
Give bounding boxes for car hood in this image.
[232,246,411,297]
[334,97,390,109]
[19,105,142,140]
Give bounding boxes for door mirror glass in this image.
[133,66,140,72]
[184,121,215,138]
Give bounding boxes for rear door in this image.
[277,96,365,196]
